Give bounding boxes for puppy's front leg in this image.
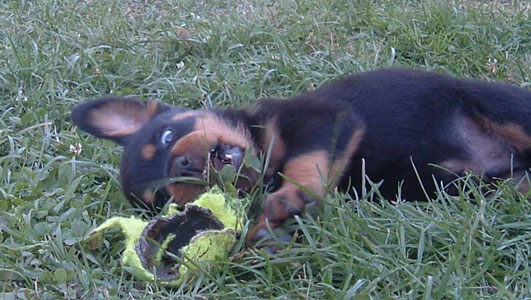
[245,98,364,247]
[248,151,329,243]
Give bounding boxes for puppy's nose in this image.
[173,156,202,178]
[175,156,192,169]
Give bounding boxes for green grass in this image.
[1,0,530,298]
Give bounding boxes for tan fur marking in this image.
[283,150,329,196]
[194,113,253,149]
[170,131,214,156]
[173,112,253,150]
[142,144,156,160]
[172,111,201,121]
[439,159,472,174]
[264,186,306,221]
[146,100,159,117]
[142,190,155,205]
[262,117,286,172]
[89,101,151,137]
[331,127,365,186]
[477,118,531,151]
[166,184,204,206]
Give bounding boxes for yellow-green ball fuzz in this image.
[86,188,242,286]
[177,230,236,277]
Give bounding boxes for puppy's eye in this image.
[160,129,174,145]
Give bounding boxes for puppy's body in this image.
[313,69,531,200]
[72,68,531,241]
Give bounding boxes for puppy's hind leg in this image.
[459,79,531,192]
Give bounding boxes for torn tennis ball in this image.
[85,188,243,286]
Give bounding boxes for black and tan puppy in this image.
[72,68,531,242]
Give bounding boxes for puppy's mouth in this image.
[208,143,245,174]
[169,143,245,182]
[161,143,256,207]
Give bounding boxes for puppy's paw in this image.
[247,188,309,253]
[250,226,292,255]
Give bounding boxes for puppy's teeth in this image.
[202,168,209,181]
[223,154,233,163]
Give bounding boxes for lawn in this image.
[1,0,530,299]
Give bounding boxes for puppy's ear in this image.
[71,97,164,144]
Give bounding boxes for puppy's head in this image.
[72,97,258,210]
